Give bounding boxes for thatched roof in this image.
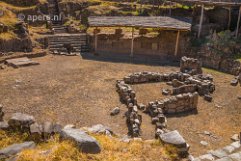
[170,0,241,6]
[88,16,192,31]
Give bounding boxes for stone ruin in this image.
[0,107,102,159]
[231,69,241,87]
[180,56,202,75]
[123,71,215,97]
[116,57,216,155]
[116,80,142,137]
[147,92,199,115]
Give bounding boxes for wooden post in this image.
[175,30,180,56]
[94,28,98,52]
[198,4,204,38]
[130,27,134,57]
[228,7,232,30]
[236,6,241,38]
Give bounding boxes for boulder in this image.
[110,107,120,116]
[87,124,113,135]
[230,79,238,86]
[0,141,35,159]
[60,127,101,154]
[0,121,9,130]
[159,130,189,153]
[30,123,43,140]
[8,113,35,132]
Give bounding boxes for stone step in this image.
[48,43,85,47]
[49,44,85,47]
[48,40,86,44]
[194,141,241,161]
[48,39,86,43]
[49,48,68,52]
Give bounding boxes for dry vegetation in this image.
[0,130,176,161]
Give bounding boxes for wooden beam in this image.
[227,7,231,30]
[236,6,241,38]
[198,4,204,38]
[175,30,180,56]
[130,27,134,57]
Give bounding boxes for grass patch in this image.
[1,133,177,161]
[0,130,28,149]
[0,31,17,40]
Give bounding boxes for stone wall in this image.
[0,37,33,52]
[90,31,189,57]
[147,92,198,115]
[191,49,241,76]
[123,71,215,96]
[116,80,142,137]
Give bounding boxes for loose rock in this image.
[87,124,113,135]
[110,107,120,116]
[0,141,35,159]
[204,94,213,102]
[8,113,35,132]
[60,127,101,154]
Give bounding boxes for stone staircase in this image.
[46,0,90,54]
[48,34,88,54]
[47,0,67,34]
[192,141,241,161]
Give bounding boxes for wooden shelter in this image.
[88,16,191,56]
[170,0,241,38]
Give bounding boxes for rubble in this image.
[180,56,203,75]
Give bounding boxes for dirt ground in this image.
[0,54,240,157]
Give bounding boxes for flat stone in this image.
[229,152,241,161]
[6,57,39,68]
[209,149,228,158]
[0,141,35,159]
[200,141,208,146]
[223,145,236,154]
[110,107,120,116]
[215,157,233,161]
[64,124,76,129]
[159,130,187,148]
[60,127,101,154]
[87,124,113,135]
[230,141,240,149]
[198,153,215,160]
[8,113,35,132]
[231,134,240,142]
